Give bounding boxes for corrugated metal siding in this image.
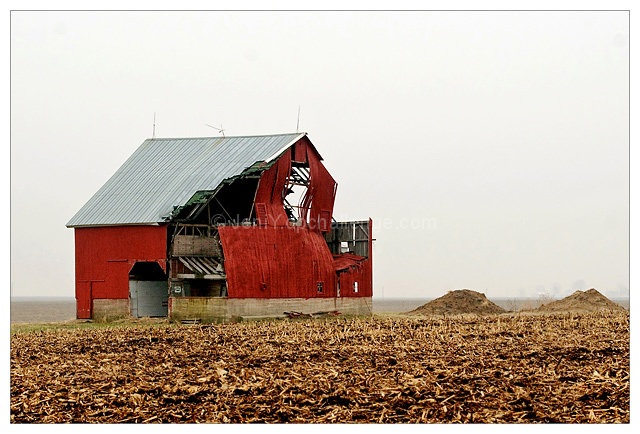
[67,133,304,227]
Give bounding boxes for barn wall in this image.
[338,218,373,297]
[253,138,336,232]
[253,148,292,227]
[93,299,130,321]
[169,296,373,323]
[218,226,337,298]
[74,225,168,318]
[307,146,337,232]
[337,259,373,297]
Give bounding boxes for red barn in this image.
[67,133,373,322]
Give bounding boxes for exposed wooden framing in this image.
[176,273,227,280]
[190,184,226,222]
[214,197,233,221]
[323,220,371,257]
[178,256,225,277]
[281,164,311,222]
[201,257,223,271]
[248,176,261,221]
[296,166,310,181]
[185,202,207,221]
[292,166,310,182]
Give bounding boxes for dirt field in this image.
[9,297,630,324]
[11,312,629,423]
[10,299,76,324]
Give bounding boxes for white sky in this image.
[10,11,629,299]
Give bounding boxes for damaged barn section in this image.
[67,133,373,322]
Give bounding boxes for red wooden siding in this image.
[335,218,373,297]
[74,225,167,318]
[254,138,336,232]
[218,226,337,298]
[254,149,292,227]
[337,259,372,297]
[308,151,337,232]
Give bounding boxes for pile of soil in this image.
[409,289,506,316]
[537,288,625,313]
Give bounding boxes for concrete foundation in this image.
[169,296,373,323]
[92,298,130,322]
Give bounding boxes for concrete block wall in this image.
[169,297,229,323]
[93,298,130,322]
[169,297,373,323]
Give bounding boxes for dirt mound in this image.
[409,289,506,316]
[537,289,625,313]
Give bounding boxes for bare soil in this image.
[537,289,626,314]
[11,300,76,324]
[10,312,628,423]
[408,289,506,316]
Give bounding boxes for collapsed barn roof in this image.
[66,133,308,227]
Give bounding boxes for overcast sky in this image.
[10,11,629,299]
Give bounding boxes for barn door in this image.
[76,281,92,319]
[129,281,168,318]
[128,262,168,318]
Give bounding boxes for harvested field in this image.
[537,289,626,313]
[409,289,506,316]
[11,312,629,423]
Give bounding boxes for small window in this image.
[353,281,359,293]
[340,241,349,253]
[317,282,323,293]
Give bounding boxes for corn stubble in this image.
[11,312,629,423]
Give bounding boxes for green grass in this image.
[10,318,176,335]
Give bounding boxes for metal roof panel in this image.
[67,133,305,227]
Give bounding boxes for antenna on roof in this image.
[296,106,300,133]
[206,123,225,138]
[152,112,157,138]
